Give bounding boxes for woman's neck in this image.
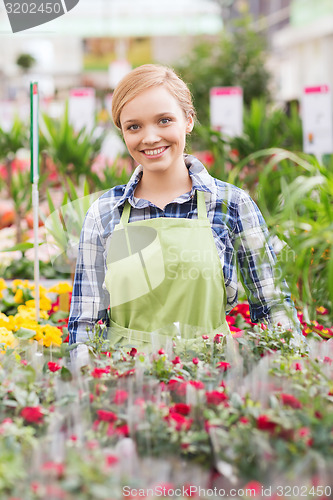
[135,163,192,209]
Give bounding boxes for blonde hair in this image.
[111,64,196,130]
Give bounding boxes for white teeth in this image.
[144,147,166,156]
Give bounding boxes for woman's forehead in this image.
[120,86,183,121]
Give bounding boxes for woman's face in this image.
[120,85,193,175]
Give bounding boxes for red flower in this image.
[128,347,137,357]
[41,461,64,478]
[205,390,228,405]
[105,454,118,466]
[294,362,302,371]
[91,366,110,378]
[239,416,249,424]
[47,361,61,372]
[280,393,302,409]
[21,406,44,424]
[115,424,129,436]
[217,361,230,372]
[226,315,235,326]
[96,409,117,422]
[167,413,193,431]
[243,480,262,497]
[230,303,250,318]
[158,349,165,355]
[113,390,128,405]
[192,357,199,365]
[202,335,209,340]
[172,356,181,365]
[214,333,223,344]
[170,403,191,416]
[257,415,277,433]
[189,380,205,390]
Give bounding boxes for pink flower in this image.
[96,409,118,422]
[105,455,118,467]
[217,361,230,372]
[41,461,64,478]
[243,481,262,497]
[192,357,199,365]
[47,361,61,372]
[172,356,181,365]
[202,335,209,340]
[91,366,110,378]
[189,380,205,390]
[113,390,128,405]
[158,349,165,355]
[294,362,302,371]
[280,393,302,409]
[239,416,249,424]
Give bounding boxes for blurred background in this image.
[1,0,333,112]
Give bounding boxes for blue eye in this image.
[128,124,139,130]
[160,118,171,124]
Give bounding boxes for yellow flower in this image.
[0,312,11,329]
[25,298,51,314]
[14,288,24,304]
[48,282,73,294]
[36,324,62,347]
[0,278,6,299]
[0,327,18,352]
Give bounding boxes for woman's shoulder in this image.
[85,184,127,229]
[213,177,251,205]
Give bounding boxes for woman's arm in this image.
[68,206,109,345]
[232,190,302,336]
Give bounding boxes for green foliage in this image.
[176,18,271,125]
[0,118,28,159]
[232,149,333,321]
[41,102,105,185]
[16,53,36,71]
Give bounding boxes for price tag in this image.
[302,85,333,155]
[69,87,96,133]
[210,87,243,137]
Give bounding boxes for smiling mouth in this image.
[141,146,169,157]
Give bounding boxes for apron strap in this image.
[120,200,132,225]
[120,189,208,225]
[196,190,208,220]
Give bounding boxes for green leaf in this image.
[1,242,34,253]
[60,366,73,382]
[15,328,36,340]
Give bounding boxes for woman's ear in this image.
[186,114,194,134]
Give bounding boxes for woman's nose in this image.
[141,127,161,145]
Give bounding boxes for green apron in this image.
[105,190,230,350]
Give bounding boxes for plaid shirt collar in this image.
[113,154,217,210]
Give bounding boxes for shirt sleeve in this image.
[68,204,109,344]
[232,190,302,336]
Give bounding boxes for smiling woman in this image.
[68,64,304,352]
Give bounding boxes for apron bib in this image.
[104,190,230,349]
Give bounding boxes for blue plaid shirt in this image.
[68,155,301,344]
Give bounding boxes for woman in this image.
[68,64,302,351]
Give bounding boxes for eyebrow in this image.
[123,112,176,126]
